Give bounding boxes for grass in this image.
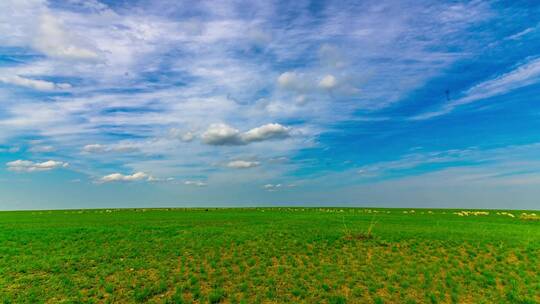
[0,207,538,303]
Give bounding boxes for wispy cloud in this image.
[82,143,140,154]
[184,180,207,187]
[412,57,540,119]
[356,143,540,184]
[0,75,71,91]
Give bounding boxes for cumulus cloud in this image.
[99,172,149,183]
[201,123,243,145]
[277,71,300,89]
[226,160,260,169]
[242,123,291,143]
[0,75,71,91]
[184,180,207,187]
[202,123,291,146]
[7,159,68,172]
[276,71,314,93]
[318,74,337,89]
[169,128,196,142]
[279,71,339,92]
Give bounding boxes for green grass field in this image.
[0,208,538,304]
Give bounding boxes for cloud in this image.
[226,160,260,169]
[0,146,20,153]
[506,26,537,40]
[0,75,71,91]
[354,143,540,188]
[169,129,196,142]
[0,0,499,196]
[184,180,207,187]
[263,183,282,191]
[277,71,301,90]
[82,144,107,153]
[111,143,140,153]
[263,183,296,191]
[242,123,291,143]
[148,176,175,183]
[202,123,291,146]
[33,14,99,60]
[278,72,339,92]
[82,143,139,153]
[28,145,56,153]
[201,123,243,145]
[413,57,540,119]
[99,172,149,183]
[7,159,68,172]
[318,74,337,89]
[357,149,477,177]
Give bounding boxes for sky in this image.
[1,0,540,210]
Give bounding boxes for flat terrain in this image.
[0,208,538,304]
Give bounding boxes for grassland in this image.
[0,208,538,304]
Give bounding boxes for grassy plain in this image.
[0,208,538,303]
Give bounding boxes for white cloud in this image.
[413,57,540,119]
[318,74,337,89]
[111,143,140,153]
[506,27,537,40]
[357,149,477,177]
[202,123,291,146]
[99,172,149,183]
[278,71,340,92]
[169,129,195,142]
[277,71,342,94]
[462,58,540,101]
[263,183,296,191]
[148,176,175,183]
[0,75,71,91]
[28,145,56,153]
[226,160,260,169]
[263,183,282,190]
[7,159,68,172]
[82,144,107,153]
[184,180,207,187]
[82,143,139,153]
[277,71,300,89]
[201,123,243,145]
[242,123,291,143]
[33,14,99,60]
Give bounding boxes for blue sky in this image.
[1,0,540,210]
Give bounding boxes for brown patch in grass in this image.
[344,233,374,241]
